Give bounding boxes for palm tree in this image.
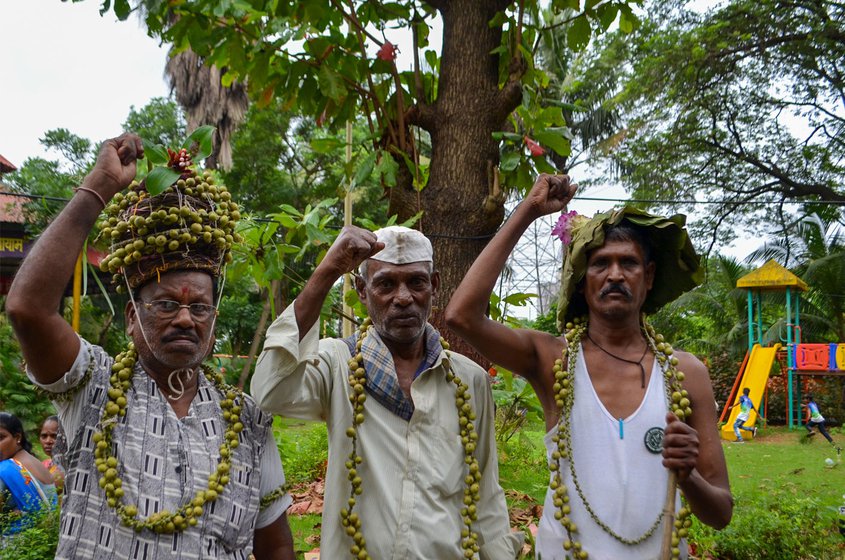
[136,2,248,170]
[656,255,751,358]
[165,51,248,170]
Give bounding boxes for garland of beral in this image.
[550,317,693,560]
[93,343,244,534]
[340,319,482,559]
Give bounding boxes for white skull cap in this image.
[370,226,433,265]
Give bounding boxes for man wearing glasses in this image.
[7,133,294,559]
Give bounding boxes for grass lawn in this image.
[723,426,843,509]
[280,420,845,558]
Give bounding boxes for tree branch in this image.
[492,79,524,123]
[702,138,845,202]
[406,103,439,134]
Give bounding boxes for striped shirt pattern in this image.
[53,344,273,559]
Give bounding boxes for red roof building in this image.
[0,154,16,174]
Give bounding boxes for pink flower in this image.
[552,210,579,244]
[376,42,398,61]
[524,136,545,157]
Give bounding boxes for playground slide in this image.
[720,344,781,441]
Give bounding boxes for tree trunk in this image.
[237,279,279,389]
[389,0,518,364]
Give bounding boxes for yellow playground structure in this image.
[718,260,845,439]
[719,344,780,441]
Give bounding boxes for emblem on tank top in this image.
[644,426,664,454]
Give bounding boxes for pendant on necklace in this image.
[644,426,665,454]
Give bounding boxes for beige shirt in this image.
[252,302,522,559]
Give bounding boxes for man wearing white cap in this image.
[252,225,522,559]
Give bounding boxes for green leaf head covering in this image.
[556,206,704,330]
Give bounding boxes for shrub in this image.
[689,483,842,559]
[0,313,54,434]
[274,420,328,484]
[0,507,59,560]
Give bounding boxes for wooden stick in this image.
[660,470,679,560]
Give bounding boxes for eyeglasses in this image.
[141,300,217,321]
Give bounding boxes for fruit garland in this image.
[340,319,483,559]
[549,317,693,560]
[96,149,242,292]
[82,145,271,534]
[93,342,244,534]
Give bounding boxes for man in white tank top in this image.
[447,174,733,559]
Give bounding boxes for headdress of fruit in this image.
[96,128,242,292]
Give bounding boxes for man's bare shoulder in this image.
[521,327,567,353]
[673,349,718,410]
[674,349,708,377]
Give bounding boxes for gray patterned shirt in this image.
[30,339,291,559]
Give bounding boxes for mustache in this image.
[163,331,199,344]
[600,283,632,300]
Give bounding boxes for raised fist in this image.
[321,226,385,277]
[85,133,145,199]
[523,174,578,218]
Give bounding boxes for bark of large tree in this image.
[394,0,522,363]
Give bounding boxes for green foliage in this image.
[141,125,216,194]
[689,483,842,559]
[222,103,389,218]
[495,93,574,191]
[101,0,640,206]
[214,274,264,358]
[530,302,560,336]
[40,129,92,170]
[221,100,389,330]
[230,199,340,315]
[491,367,544,442]
[646,255,752,364]
[0,507,60,560]
[0,312,54,434]
[497,425,548,503]
[273,419,329,485]
[489,290,537,327]
[65,294,130,359]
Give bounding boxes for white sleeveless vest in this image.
[535,345,685,560]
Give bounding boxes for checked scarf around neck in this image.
[342,324,443,421]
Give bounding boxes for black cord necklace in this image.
[586,331,649,388]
